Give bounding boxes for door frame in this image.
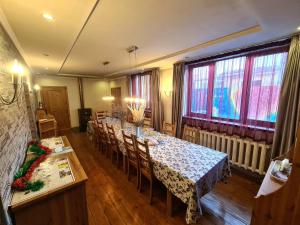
[40,86,72,131]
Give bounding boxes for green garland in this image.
[12,143,51,192]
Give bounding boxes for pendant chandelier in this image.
[101,61,115,101]
[124,45,145,105]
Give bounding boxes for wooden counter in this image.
[256,161,283,197]
[10,136,88,225]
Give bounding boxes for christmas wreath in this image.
[12,141,52,192]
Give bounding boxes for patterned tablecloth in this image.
[92,118,231,224]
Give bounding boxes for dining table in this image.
[93,117,231,224]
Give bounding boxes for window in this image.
[130,73,151,109]
[212,57,246,120]
[247,52,287,123]
[185,50,288,128]
[190,66,210,114]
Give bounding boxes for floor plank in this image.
[64,130,259,225]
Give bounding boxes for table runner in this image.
[91,118,231,223]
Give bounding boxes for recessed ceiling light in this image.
[297,26,300,31]
[43,13,54,21]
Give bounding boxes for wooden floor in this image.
[64,130,259,225]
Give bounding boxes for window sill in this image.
[182,116,275,132]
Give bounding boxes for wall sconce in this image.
[163,90,172,97]
[0,59,25,105]
[33,84,41,91]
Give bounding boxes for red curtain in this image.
[182,116,274,144]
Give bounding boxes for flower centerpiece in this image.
[125,97,146,137]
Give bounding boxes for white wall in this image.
[34,75,81,127]
[160,68,173,123]
[109,76,128,109]
[82,78,111,115]
[34,75,112,127]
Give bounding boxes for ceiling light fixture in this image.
[297,26,300,31]
[43,13,54,21]
[124,45,145,104]
[102,61,115,101]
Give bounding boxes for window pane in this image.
[130,74,151,109]
[141,74,151,109]
[247,52,287,122]
[191,66,209,114]
[212,57,246,120]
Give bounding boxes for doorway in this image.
[40,86,71,131]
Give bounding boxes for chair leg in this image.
[127,163,130,181]
[123,155,127,173]
[136,167,139,190]
[116,151,119,166]
[98,141,102,152]
[110,148,114,163]
[149,179,153,205]
[138,172,142,193]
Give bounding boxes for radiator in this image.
[198,130,271,175]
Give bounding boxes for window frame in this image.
[187,63,214,119]
[185,47,288,129]
[129,72,152,110]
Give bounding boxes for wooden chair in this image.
[162,121,176,137]
[143,117,152,128]
[38,119,57,138]
[97,121,108,155]
[133,136,154,204]
[106,123,121,165]
[92,120,100,147]
[36,108,46,120]
[95,111,106,123]
[122,131,139,188]
[182,125,198,143]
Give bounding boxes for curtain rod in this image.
[186,37,291,66]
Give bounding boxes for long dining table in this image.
[95,117,231,224]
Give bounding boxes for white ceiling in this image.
[0,0,300,77]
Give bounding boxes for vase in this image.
[135,126,142,137]
[120,119,125,129]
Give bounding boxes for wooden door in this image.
[111,87,122,107]
[41,86,71,131]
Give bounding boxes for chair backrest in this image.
[143,117,152,128]
[182,125,198,143]
[36,109,46,120]
[122,131,138,163]
[162,121,176,136]
[133,136,153,175]
[98,121,109,144]
[95,111,106,122]
[106,123,118,145]
[92,120,98,130]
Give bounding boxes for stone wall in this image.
[0,23,36,225]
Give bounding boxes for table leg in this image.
[167,189,173,217]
